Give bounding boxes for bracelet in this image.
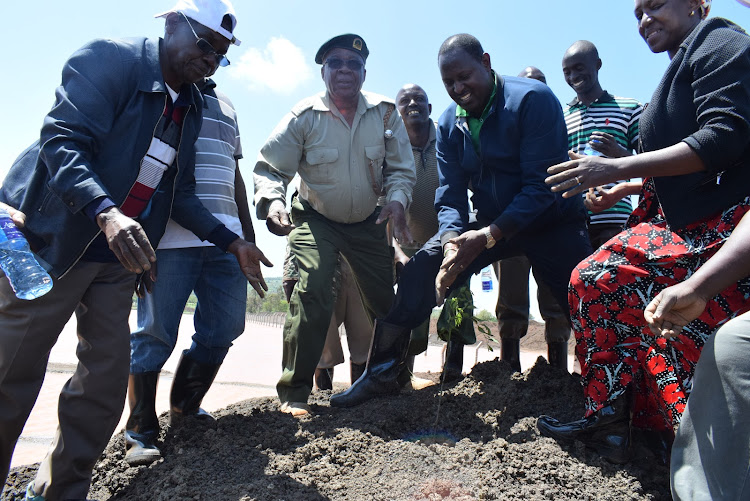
[443,246,458,257]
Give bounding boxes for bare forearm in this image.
[615,143,705,180]
[233,163,255,242]
[683,213,750,299]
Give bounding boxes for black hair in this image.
[438,34,484,63]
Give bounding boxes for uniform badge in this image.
[353,38,363,51]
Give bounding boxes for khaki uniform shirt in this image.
[253,91,416,224]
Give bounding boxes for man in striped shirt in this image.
[124,78,257,466]
[562,40,643,249]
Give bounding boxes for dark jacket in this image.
[641,18,750,229]
[435,75,585,245]
[0,37,225,278]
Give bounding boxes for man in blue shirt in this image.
[332,33,591,408]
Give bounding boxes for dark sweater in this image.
[639,18,750,230]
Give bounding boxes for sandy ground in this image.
[2,316,671,500]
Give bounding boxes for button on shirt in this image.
[254,91,415,224]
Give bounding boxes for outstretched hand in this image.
[546,151,614,199]
[435,230,485,305]
[377,201,413,245]
[228,239,273,297]
[644,283,709,339]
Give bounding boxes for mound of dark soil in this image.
[4,358,669,500]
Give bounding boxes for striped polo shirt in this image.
[564,91,643,227]
[157,82,244,249]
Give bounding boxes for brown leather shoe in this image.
[280,401,312,417]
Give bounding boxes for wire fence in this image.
[246,312,286,327]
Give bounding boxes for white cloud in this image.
[228,37,313,95]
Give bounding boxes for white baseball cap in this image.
[155,0,241,46]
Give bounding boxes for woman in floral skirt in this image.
[537,0,750,463]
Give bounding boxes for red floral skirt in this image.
[570,178,750,431]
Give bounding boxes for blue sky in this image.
[1,1,748,300]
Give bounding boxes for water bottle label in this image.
[0,217,23,243]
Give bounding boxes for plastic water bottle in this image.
[583,139,605,157]
[481,266,493,292]
[0,208,53,300]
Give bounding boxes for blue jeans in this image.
[130,246,247,373]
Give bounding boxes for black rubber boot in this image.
[501,338,522,373]
[442,338,464,382]
[314,367,334,391]
[169,351,221,425]
[330,319,410,408]
[350,361,366,384]
[537,394,631,464]
[124,372,162,466]
[547,341,568,372]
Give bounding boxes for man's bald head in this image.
[517,66,546,84]
[562,40,603,103]
[564,40,599,61]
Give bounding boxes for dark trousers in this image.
[277,199,394,403]
[385,220,592,330]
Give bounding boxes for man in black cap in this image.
[254,33,416,416]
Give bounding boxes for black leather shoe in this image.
[330,320,410,408]
[537,397,631,464]
[314,367,334,391]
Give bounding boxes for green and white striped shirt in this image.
[564,91,643,227]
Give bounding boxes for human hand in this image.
[584,186,621,213]
[377,201,413,245]
[644,283,709,339]
[589,132,631,158]
[435,230,485,305]
[227,239,273,297]
[96,207,156,273]
[266,200,294,236]
[0,202,25,228]
[546,151,613,198]
[135,261,158,298]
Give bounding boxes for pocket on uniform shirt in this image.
[303,147,339,184]
[365,145,386,191]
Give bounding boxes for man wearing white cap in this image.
[0,1,270,499]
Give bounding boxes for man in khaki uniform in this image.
[253,33,416,416]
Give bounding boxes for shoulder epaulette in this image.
[291,96,319,117]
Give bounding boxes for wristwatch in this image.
[483,226,496,249]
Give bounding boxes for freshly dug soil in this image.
[4,355,670,500]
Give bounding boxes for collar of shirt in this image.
[567,89,614,108]
[456,71,498,154]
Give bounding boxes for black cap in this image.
[315,34,369,64]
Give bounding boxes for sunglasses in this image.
[325,58,364,71]
[180,12,230,67]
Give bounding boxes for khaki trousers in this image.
[0,261,134,500]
